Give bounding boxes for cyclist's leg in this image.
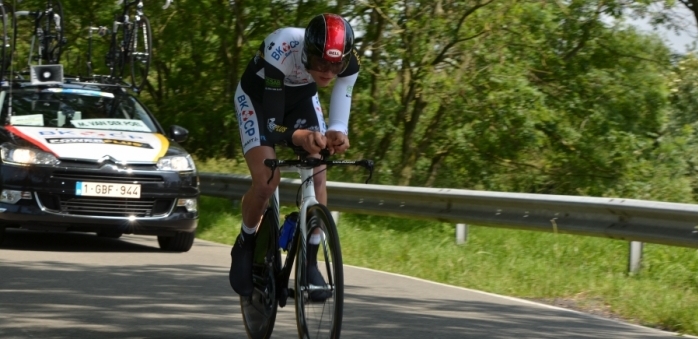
[230,83,280,296]
[240,145,278,234]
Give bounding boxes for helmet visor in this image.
[307,53,349,74]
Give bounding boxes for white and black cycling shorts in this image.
[234,83,326,155]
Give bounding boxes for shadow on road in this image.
[0,257,682,339]
[0,233,685,339]
[342,283,671,339]
[0,228,160,253]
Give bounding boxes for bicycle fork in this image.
[276,167,322,307]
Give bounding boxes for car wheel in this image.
[157,231,195,252]
[96,231,123,239]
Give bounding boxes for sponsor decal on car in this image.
[71,119,151,132]
[6,126,169,162]
[46,138,154,149]
[42,88,115,98]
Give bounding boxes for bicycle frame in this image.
[297,166,320,248]
[15,0,63,67]
[273,165,321,297]
[242,150,373,338]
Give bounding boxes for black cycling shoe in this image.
[229,233,255,297]
[307,264,332,302]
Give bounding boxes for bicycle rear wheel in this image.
[295,204,344,339]
[129,14,152,91]
[44,0,64,64]
[240,206,281,339]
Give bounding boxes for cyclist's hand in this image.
[292,129,326,154]
[326,130,349,154]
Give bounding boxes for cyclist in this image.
[229,13,360,299]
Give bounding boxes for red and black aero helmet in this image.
[302,13,355,74]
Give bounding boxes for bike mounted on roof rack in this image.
[0,0,172,93]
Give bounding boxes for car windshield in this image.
[0,87,158,133]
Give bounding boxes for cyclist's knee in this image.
[249,180,278,202]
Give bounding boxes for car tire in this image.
[157,231,195,252]
[96,231,123,239]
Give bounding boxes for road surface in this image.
[0,229,692,338]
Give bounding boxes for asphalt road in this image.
[0,229,692,339]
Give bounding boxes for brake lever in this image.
[360,160,374,183]
[264,159,278,184]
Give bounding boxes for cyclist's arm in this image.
[327,49,361,135]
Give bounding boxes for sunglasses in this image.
[307,54,349,74]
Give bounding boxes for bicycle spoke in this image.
[295,204,344,339]
[129,14,151,91]
[240,205,279,339]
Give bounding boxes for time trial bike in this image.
[240,147,373,339]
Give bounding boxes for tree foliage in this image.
[7,0,698,202]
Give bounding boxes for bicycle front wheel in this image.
[129,14,152,92]
[295,204,343,339]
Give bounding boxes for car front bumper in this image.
[0,162,199,236]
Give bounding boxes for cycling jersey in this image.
[235,27,360,154]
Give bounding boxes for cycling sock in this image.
[240,222,256,242]
[309,233,321,245]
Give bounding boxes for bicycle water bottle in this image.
[278,212,298,251]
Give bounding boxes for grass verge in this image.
[197,195,698,336]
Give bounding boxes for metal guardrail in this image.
[198,173,698,249]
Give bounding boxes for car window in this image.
[0,88,158,133]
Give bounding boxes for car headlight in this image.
[157,154,196,172]
[0,143,60,166]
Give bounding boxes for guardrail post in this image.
[230,199,240,210]
[456,223,468,245]
[332,211,340,227]
[628,241,643,274]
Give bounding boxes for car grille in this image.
[36,193,175,218]
[52,172,164,183]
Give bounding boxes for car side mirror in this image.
[169,125,189,143]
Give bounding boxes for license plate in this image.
[76,181,141,198]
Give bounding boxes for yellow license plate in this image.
[76,181,141,198]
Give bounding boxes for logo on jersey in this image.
[267,118,287,133]
[241,110,254,121]
[237,95,256,137]
[265,77,282,91]
[271,40,300,61]
[294,119,307,129]
[326,49,342,58]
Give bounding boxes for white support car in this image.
[0,73,199,252]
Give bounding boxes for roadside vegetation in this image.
[42,1,698,335]
[196,195,698,336]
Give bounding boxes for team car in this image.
[0,66,199,252]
